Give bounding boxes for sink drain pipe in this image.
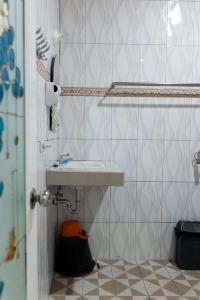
[53,186,81,214]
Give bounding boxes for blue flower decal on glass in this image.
[0,116,4,152]
[9,48,15,70]
[8,26,14,46]
[0,37,3,51]
[0,84,3,104]
[0,25,23,101]
[2,48,7,65]
[0,281,4,298]
[0,51,3,69]
[0,182,4,198]
[15,66,20,85]
[12,80,19,98]
[3,31,9,50]
[0,116,4,133]
[2,67,10,90]
[19,86,24,98]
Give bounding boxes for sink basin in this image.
[59,161,105,169]
[46,160,124,187]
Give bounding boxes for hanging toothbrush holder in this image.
[45,81,61,107]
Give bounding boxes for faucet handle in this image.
[62,153,70,158]
[58,153,70,159]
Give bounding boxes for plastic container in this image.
[175,221,200,270]
[56,220,95,277]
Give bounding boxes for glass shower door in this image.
[0,0,26,299]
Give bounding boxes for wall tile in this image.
[163,140,190,182]
[136,223,161,260]
[85,140,112,161]
[193,47,200,81]
[83,223,110,259]
[167,1,194,45]
[86,0,113,43]
[189,140,200,183]
[162,182,188,222]
[137,140,163,182]
[112,140,137,181]
[111,182,136,222]
[60,0,85,43]
[166,45,193,83]
[60,44,85,87]
[164,99,191,140]
[138,98,164,140]
[194,2,200,45]
[84,187,110,222]
[59,0,199,262]
[58,139,84,160]
[113,45,139,82]
[85,97,111,139]
[86,44,112,87]
[188,183,200,220]
[161,223,176,260]
[43,139,58,168]
[110,223,135,260]
[140,1,167,45]
[136,182,162,222]
[191,100,200,140]
[58,97,84,139]
[112,98,138,140]
[113,0,140,44]
[140,45,166,82]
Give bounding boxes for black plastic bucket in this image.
[175,221,200,270]
[56,234,95,277]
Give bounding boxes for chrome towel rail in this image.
[61,85,200,98]
[111,82,200,88]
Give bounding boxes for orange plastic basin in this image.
[60,220,88,240]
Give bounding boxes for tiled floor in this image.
[50,260,200,300]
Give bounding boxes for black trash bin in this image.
[56,220,95,277]
[175,221,200,270]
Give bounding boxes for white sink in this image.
[58,161,104,169]
[46,160,124,187]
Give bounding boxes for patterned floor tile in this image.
[65,297,83,300]
[144,279,179,297]
[50,260,200,300]
[83,279,116,297]
[49,296,66,300]
[149,297,179,300]
[117,297,149,300]
[50,279,67,296]
[83,297,116,300]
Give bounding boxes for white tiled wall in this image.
[58,0,200,261]
[36,1,59,299]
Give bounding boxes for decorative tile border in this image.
[36,58,50,82]
[61,86,200,98]
[36,59,200,98]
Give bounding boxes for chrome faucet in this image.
[56,153,73,165]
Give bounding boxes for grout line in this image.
[60,41,199,47]
[0,111,25,118]
[57,220,179,224]
[57,137,200,142]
